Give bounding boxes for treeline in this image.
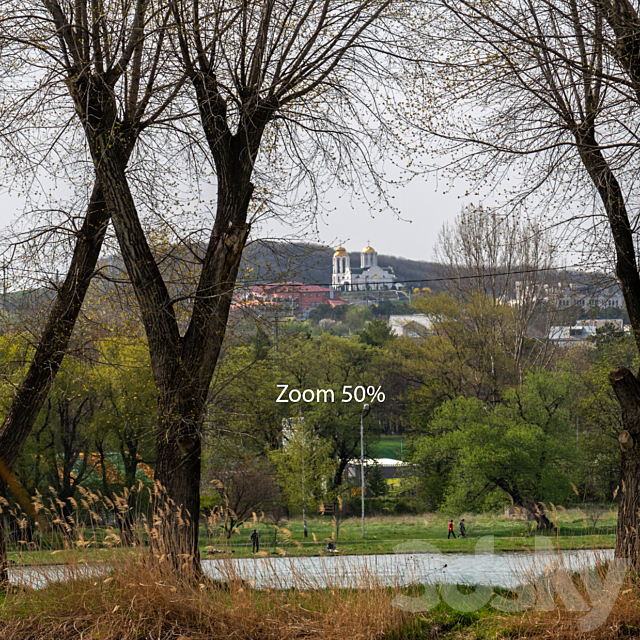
[1,286,629,540]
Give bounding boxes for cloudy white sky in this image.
[281,176,476,260]
[0,171,478,262]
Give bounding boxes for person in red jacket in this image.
[447,519,456,539]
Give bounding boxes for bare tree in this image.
[0,0,186,581]
[435,203,560,376]
[207,458,279,539]
[429,0,640,567]
[8,0,427,575]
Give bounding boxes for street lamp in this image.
[360,402,371,539]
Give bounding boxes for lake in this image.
[10,546,613,590]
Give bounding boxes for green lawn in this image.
[199,508,618,559]
[369,435,405,460]
[6,508,618,566]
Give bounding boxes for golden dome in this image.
[362,245,376,254]
[334,246,348,257]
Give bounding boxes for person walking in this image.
[447,519,456,539]
[250,528,260,553]
[459,519,466,538]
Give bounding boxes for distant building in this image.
[389,314,433,338]
[549,318,625,346]
[505,280,625,310]
[552,283,625,309]
[332,243,399,291]
[245,282,339,311]
[345,458,407,481]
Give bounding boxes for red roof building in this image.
[247,282,340,311]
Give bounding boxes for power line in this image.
[3,262,613,294]
[241,265,600,289]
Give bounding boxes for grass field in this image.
[6,508,618,565]
[369,435,405,460]
[200,508,618,558]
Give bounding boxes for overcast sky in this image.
[273,175,476,261]
[0,171,478,262]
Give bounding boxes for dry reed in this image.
[0,484,413,640]
[3,487,640,639]
[494,543,640,639]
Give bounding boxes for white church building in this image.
[331,244,399,291]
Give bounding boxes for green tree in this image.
[207,338,290,454]
[15,357,98,531]
[269,418,336,534]
[388,293,523,440]
[345,307,375,333]
[87,339,157,541]
[412,370,579,518]
[280,333,383,488]
[367,461,388,497]
[572,327,639,503]
[358,320,396,347]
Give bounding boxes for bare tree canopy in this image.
[0,0,430,574]
[436,204,559,375]
[424,0,640,569]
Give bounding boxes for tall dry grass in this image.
[0,483,413,640]
[495,544,640,639]
[3,486,640,639]
[1,553,412,639]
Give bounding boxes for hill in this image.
[239,241,445,289]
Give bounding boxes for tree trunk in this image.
[0,512,6,591]
[525,501,553,531]
[609,367,640,570]
[0,182,109,585]
[152,392,203,566]
[575,128,640,570]
[575,129,640,354]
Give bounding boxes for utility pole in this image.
[300,410,308,538]
[360,403,371,539]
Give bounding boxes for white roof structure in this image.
[347,457,403,467]
[389,314,433,338]
[549,318,624,347]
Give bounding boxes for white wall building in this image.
[331,244,399,291]
[505,280,625,310]
[389,314,433,338]
[549,318,626,347]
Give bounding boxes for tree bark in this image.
[594,0,640,104]
[576,130,640,353]
[0,181,109,585]
[609,367,640,570]
[576,129,640,570]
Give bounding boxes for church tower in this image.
[331,242,396,291]
[332,246,350,288]
[360,243,378,268]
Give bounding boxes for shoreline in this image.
[6,533,616,567]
